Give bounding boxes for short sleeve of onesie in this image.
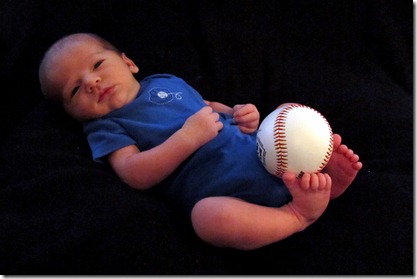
[83,118,136,163]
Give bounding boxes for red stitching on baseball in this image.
[273,104,299,177]
[315,114,333,173]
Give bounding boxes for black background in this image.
[0,0,412,275]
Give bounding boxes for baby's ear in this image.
[121,53,139,73]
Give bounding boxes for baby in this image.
[39,33,362,250]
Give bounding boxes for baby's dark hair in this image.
[38,33,121,103]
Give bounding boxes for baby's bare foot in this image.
[282,172,331,226]
[324,134,363,199]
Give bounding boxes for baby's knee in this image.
[192,197,224,232]
[191,197,235,246]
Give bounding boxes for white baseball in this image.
[256,103,333,178]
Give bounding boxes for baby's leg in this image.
[324,134,363,199]
[191,173,330,250]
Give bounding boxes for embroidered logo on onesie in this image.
[149,87,183,105]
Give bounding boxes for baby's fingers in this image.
[233,103,258,118]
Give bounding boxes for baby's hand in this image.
[182,106,223,148]
[233,104,260,134]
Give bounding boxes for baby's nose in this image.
[85,75,101,93]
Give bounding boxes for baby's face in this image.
[48,40,140,121]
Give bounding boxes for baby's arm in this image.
[108,106,223,190]
[205,100,260,134]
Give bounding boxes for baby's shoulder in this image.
[142,73,179,82]
[141,74,190,90]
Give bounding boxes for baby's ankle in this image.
[286,202,316,232]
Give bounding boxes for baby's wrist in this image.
[174,128,202,153]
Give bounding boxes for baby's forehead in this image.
[49,40,102,69]
[56,38,100,56]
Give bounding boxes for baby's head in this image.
[39,33,121,102]
[39,33,140,121]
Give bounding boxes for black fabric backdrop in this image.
[0,0,413,275]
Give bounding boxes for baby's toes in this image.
[332,134,342,150]
[310,174,319,190]
[334,144,347,156]
[300,173,312,190]
[350,153,360,163]
[353,161,363,171]
[345,148,355,158]
[324,173,332,191]
[317,173,328,190]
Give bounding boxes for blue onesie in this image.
[84,74,291,215]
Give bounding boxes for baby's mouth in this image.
[98,85,115,102]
